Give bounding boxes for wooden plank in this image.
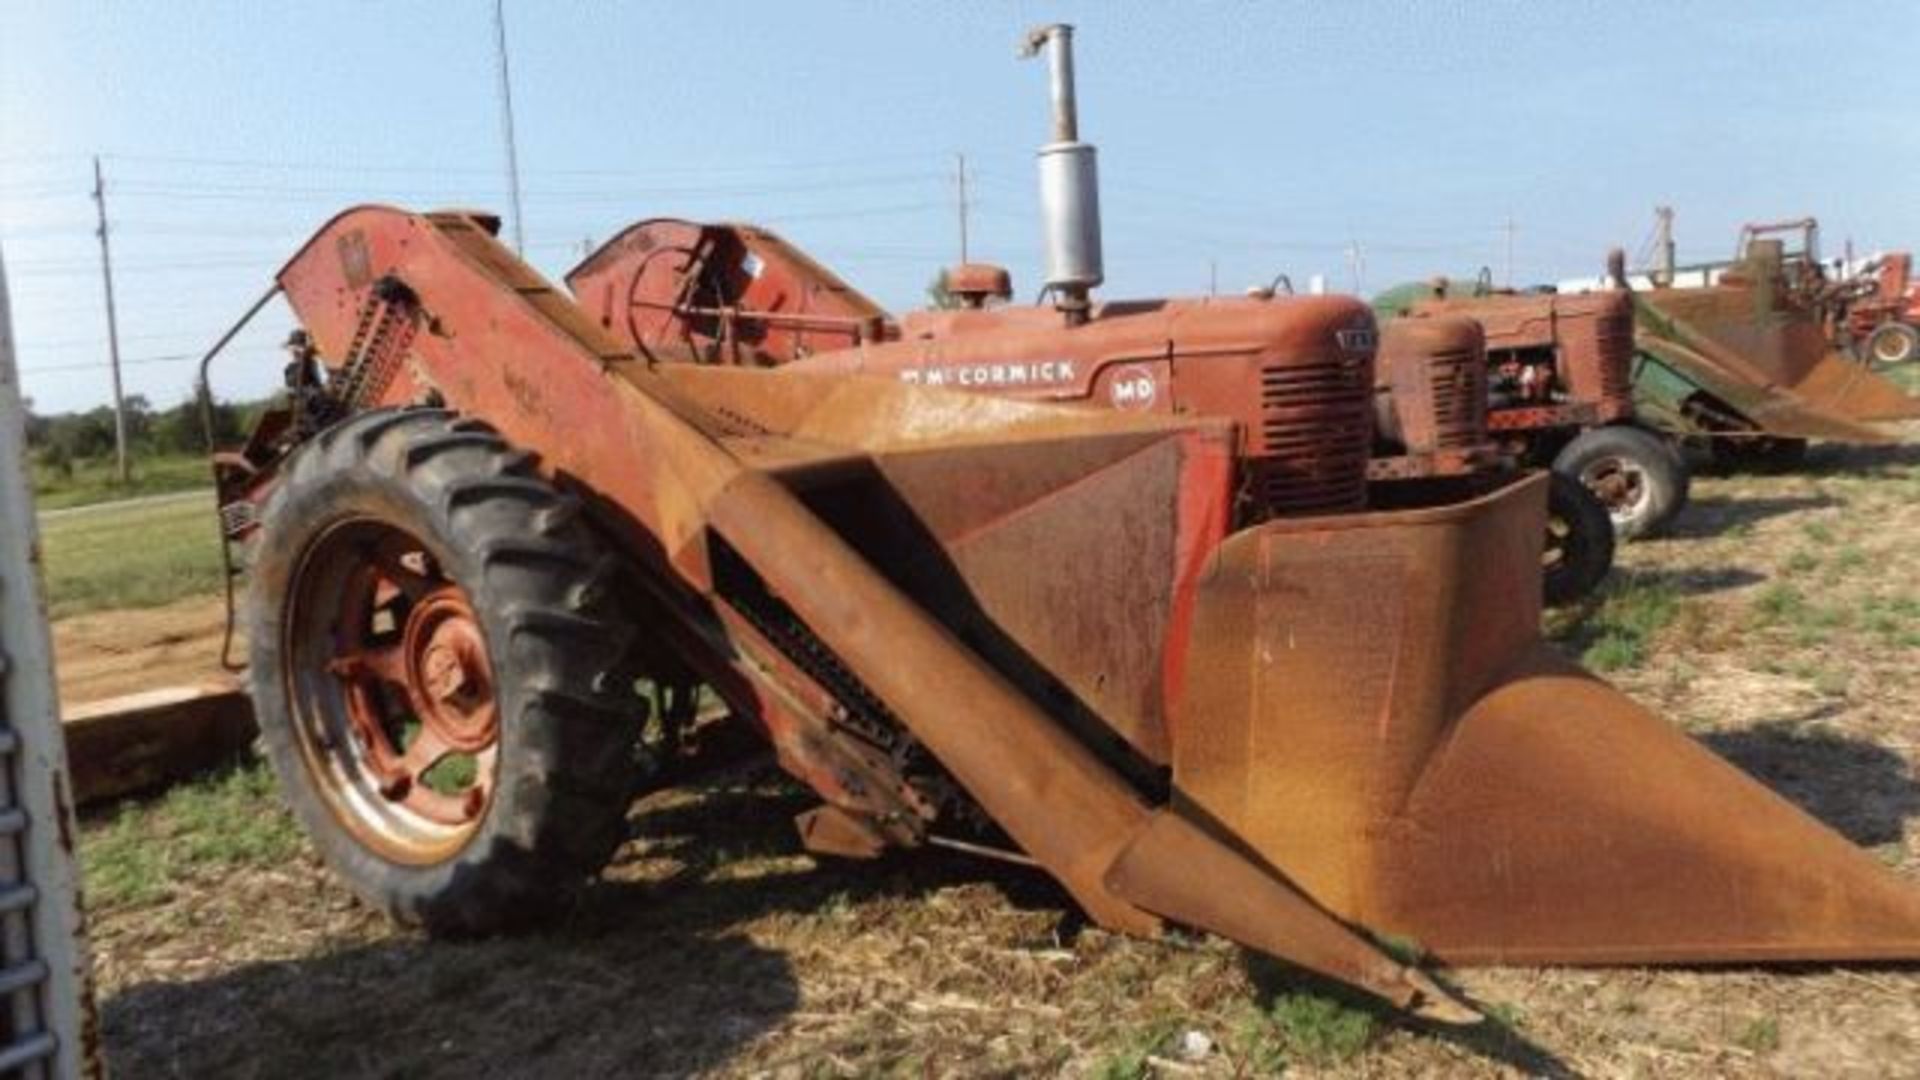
[61,681,255,805]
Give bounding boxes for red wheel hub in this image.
[320,538,500,830]
[402,592,497,753]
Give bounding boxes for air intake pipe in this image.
[1020,24,1103,321]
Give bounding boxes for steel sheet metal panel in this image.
[0,247,106,1078]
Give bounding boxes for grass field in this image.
[62,437,1920,1077]
[36,492,225,619]
[31,453,209,511]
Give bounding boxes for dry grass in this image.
[80,437,1920,1078]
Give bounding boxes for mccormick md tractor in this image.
[203,24,1920,1024]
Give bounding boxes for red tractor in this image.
[1384,273,1691,540]
[1845,251,1919,368]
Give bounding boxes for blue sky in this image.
[4,1,1916,413]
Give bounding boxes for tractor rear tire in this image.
[1866,322,1919,368]
[1553,424,1689,540]
[1542,472,1615,608]
[247,407,640,936]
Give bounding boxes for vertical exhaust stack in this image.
[1020,24,1103,322]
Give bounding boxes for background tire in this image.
[1542,472,1615,608]
[1553,424,1689,540]
[247,407,640,935]
[1866,322,1919,368]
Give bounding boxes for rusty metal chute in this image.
[217,205,1920,1021]
[1632,238,1920,442]
[1177,482,1920,960]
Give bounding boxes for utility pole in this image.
[492,0,526,254]
[1503,214,1515,288]
[1346,239,1365,294]
[954,153,969,265]
[90,156,129,484]
[1209,259,1218,298]
[1653,205,1675,286]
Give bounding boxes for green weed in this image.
[1555,574,1683,672]
[1735,1015,1780,1054]
[1091,1019,1181,1080]
[83,762,304,910]
[1229,993,1376,1072]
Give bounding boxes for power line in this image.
[100,171,944,201]
[19,351,201,375]
[10,328,234,350]
[97,148,944,179]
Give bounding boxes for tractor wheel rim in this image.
[287,519,500,863]
[1579,456,1651,526]
[1873,333,1909,365]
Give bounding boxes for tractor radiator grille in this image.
[1427,345,1488,450]
[1254,357,1371,516]
[1591,309,1633,402]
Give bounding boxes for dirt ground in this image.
[72,439,1920,1079]
[52,594,232,708]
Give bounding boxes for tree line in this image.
[22,392,262,476]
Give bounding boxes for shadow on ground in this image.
[1797,441,1920,478]
[103,924,797,1079]
[1665,493,1840,539]
[97,763,1617,1077]
[1546,565,1765,662]
[96,770,1074,1079]
[1703,722,1920,846]
[1684,439,1920,481]
[1616,564,1768,596]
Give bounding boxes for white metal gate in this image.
[0,246,105,1078]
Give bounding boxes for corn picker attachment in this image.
[1631,220,1920,466]
[197,201,1920,1023]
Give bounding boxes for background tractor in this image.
[1844,250,1920,368]
[1377,270,1691,540]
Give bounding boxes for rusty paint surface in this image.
[1174,472,1920,962]
[565,218,893,366]
[1369,316,1501,481]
